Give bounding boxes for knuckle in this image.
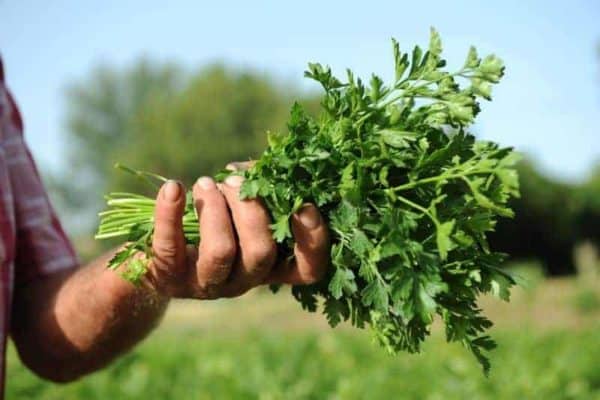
[210,263,232,282]
[196,262,231,286]
[299,264,327,285]
[204,242,237,267]
[244,242,277,272]
[153,240,178,260]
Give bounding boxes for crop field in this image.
[6,269,600,400]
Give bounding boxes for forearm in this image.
[11,250,169,382]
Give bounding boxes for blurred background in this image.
[1,1,599,399]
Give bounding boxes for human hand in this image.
[145,173,329,299]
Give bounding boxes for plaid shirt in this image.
[0,57,77,396]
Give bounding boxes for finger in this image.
[193,177,237,292]
[225,160,256,171]
[267,204,329,285]
[152,180,187,277]
[219,175,277,291]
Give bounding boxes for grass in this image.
[572,289,600,315]
[6,273,600,400]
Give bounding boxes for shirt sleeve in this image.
[2,85,78,285]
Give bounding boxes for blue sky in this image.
[1,0,598,181]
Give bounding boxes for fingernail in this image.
[196,176,216,190]
[297,204,321,230]
[225,175,244,188]
[226,161,254,171]
[163,180,181,201]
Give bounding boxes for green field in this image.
[6,274,600,400]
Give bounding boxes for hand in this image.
[145,172,330,299]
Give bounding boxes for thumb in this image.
[152,180,187,278]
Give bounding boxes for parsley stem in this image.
[377,68,467,110]
[394,194,438,227]
[115,163,167,189]
[95,230,133,239]
[389,169,497,192]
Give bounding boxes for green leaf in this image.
[378,234,404,259]
[496,168,520,194]
[339,162,355,193]
[408,45,423,78]
[479,54,505,83]
[469,335,497,376]
[428,27,442,58]
[270,215,291,242]
[416,281,437,324]
[267,130,286,148]
[369,74,385,101]
[464,46,480,69]
[329,267,358,299]
[324,297,350,326]
[240,177,268,199]
[379,129,417,148]
[466,178,515,217]
[471,78,492,100]
[291,286,318,312]
[120,258,148,284]
[361,280,389,312]
[489,270,514,301]
[391,38,409,82]
[108,246,134,270]
[330,201,359,230]
[291,196,304,214]
[436,220,455,260]
[352,229,374,258]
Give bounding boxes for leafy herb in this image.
[96,29,519,374]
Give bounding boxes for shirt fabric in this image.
[0,56,78,397]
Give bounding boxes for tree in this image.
[576,163,600,248]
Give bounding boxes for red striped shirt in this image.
[0,56,77,398]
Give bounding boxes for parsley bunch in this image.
[97,29,519,373]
